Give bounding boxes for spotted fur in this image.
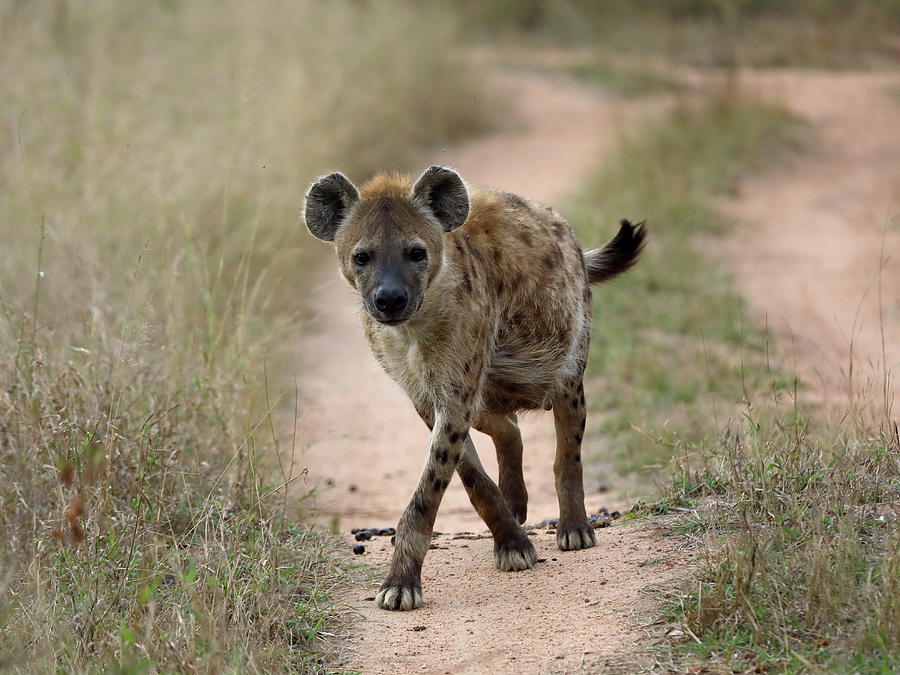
[303,166,646,611]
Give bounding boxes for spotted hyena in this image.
[304,166,645,611]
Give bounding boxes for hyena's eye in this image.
[408,248,427,262]
[353,252,370,266]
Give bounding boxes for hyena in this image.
[304,166,645,611]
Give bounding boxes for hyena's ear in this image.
[412,165,469,233]
[304,172,359,241]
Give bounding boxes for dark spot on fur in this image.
[455,241,465,257]
[437,449,449,464]
[574,453,581,463]
[516,229,532,247]
[496,278,505,295]
[492,247,502,263]
[412,491,427,516]
[574,432,583,445]
[462,272,472,293]
[432,478,443,491]
[543,254,555,269]
[449,432,462,445]
[571,398,579,410]
[427,469,436,483]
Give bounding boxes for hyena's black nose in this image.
[374,285,408,314]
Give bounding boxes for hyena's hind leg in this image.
[475,414,528,523]
[550,377,596,551]
[456,436,536,571]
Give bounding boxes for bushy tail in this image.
[583,219,647,284]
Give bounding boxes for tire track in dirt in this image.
[716,70,900,413]
[293,62,688,674]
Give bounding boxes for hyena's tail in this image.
[583,219,647,284]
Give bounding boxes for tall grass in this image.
[461,0,900,68]
[0,1,491,670]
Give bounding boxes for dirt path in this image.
[716,70,900,413]
[294,64,687,673]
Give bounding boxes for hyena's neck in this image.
[365,258,472,396]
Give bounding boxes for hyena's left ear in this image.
[412,165,469,232]
[304,172,359,241]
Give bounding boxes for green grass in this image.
[0,1,493,670]
[567,94,803,475]
[566,57,683,97]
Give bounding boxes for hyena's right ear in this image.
[303,172,359,241]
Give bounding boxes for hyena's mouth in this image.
[377,316,407,326]
[371,297,423,327]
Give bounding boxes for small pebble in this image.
[379,527,396,536]
[355,531,372,541]
[348,484,358,492]
[391,535,396,546]
[352,544,365,555]
[611,511,621,519]
[367,528,381,536]
[411,625,427,632]
[351,528,361,534]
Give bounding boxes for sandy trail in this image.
[294,64,685,674]
[716,70,900,411]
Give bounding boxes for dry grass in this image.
[659,392,899,672]
[0,1,491,670]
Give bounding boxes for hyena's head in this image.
[304,166,468,326]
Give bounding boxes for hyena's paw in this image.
[375,580,424,611]
[494,531,538,571]
[556,519,597,551]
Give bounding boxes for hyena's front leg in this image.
[551,377,596,551]
[375,408,470,611]
[456,436,537,571]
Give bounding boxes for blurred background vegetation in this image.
[1,0,898,672]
